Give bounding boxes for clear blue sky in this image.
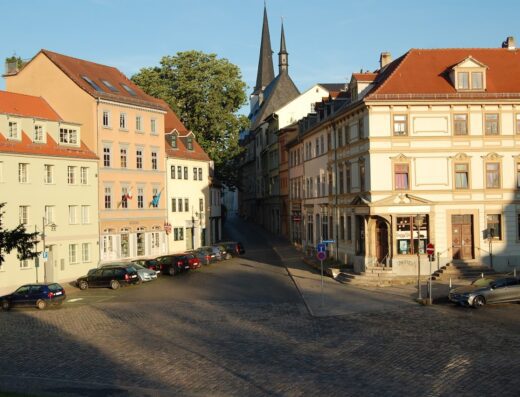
[2,0,520,104]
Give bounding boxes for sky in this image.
[2,0,520,111]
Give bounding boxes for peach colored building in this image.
[0,91,99,294]
[5,50,168,263]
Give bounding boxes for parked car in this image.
[77,263,140,290]
[196,246,219,265]
[186,249,209,266]
[156,254,190,276]
[218,241,245,257]
[199,245,223,261]
[131,258,161,275]
[449,276,520,308]
[1,283,66,310]
[183,252,202,270]
[126,263,157,282]
[213,244,230,260]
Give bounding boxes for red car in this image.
[183,252,201,270]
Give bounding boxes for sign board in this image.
[426,243,435,255]
[317,243,326,253]
[322,240,335,244]
[317,251,326,261]
[42,251,48,260]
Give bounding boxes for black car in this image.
[1,283,66,310]
[131,258,161,275]
[76,264,140,290]
[156,254,190,276]
[218,241,245,257]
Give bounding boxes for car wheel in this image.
[78,281,88,290]
[1,301,10,311]
[110,280,120,290]
[36,299,47,310]
[169,267,176,276]
[473,295,485,308]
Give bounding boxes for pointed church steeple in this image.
[278,19,288,74]
[253,5,275,95]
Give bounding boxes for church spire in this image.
[254,5,275,95]
[278,18,288,74]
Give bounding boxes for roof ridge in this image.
[408,47,514,51]
[41,49,120,72]
[368,50,411,96]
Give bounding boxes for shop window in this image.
[396,215,429,255]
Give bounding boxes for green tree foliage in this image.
[0,203,39,266]
[5,55,24,70]
[132,51,249,189]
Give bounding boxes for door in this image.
[451,215,473,260]
[186,228,193,250]
[376,219,389,264]
[11,285,31,307]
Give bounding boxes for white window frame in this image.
[136,115,143,132]
[18,163,28,183]
[151,118,157,134]
[82,243,91,262]
[67,166,77,184]
[19,206,29,224]
[102,110,111,128]
[119,112,127,130]
[80,167,88,184]
[44,164,54,184]
[8,120,19,140]
[34,124,44,142]
[69,244,79,264]
[81,205,90,224]
[69,205,78,224]
[45,206,55,223]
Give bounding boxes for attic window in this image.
[452,57,486,91]
[170,134,178,148]
[121,83,137,96]
[187,137,193,150]
[82,76,104,92]
[102,80,119,93]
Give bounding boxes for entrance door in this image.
[451,215,473,260]
[376,219,389,264]
[186,227,193,250]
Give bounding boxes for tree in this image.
[132,51,249,189]
[5,55,24,70]
[0,203,39,266]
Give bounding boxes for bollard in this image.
[449,277,452,289]
[481,272,484,278]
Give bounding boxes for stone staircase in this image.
[431,260,497,281]
[335,266,419,287]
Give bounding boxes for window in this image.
[171,165,176,179]
[453,114,468,135]
[395,164,409,190]
[67,166,77,184]
[455,163,469,189]
[339,170,344,194]
[8,121,19,139]
[82,243,91,262]
[82,75,104,92]
[151,152,158,170]
[44,164,54,184]
[486,214,501,240]
[347,216,352,241]
[151,118,157,134]
[485,114,499,135]
[516,114,520,134]
[103,147,111,167]
[19,206,29,224]
[320,135,324,154]
[185,198,189,212]
[121,83,137,96]
[174,227,184,241]
[69,206,78,224]
[198,168,202,181]
[178,198,183,212]
[177,166,182,179]
[472,72,483,90]
[136,115,142,132]
[187,137,193,150]
[340,216,345,240]
[393,115,408,136]
[104,186,112,209]
[18,163,28,183]
[184,167,188,179]
[199,198,204,212]
[81,206,90,224]
[171,198,177,212]
[517,163,520,188]
[307,214,314,244]
[102,111,110,128]
[359,118,364,139]
[346,165,351,193]
[193,167,198,180]
[69,244,79,264]
[45,206,55,223]
[80,167,88,184]
[136,150,143,169]
[34,124,44,142]
[59,128,77,144]
[119,113,127,130]
[121,187,128,209]
[120,148,127,168]
[486,162,500,188]
[359,160,366,191]
[316,137,320,156]
[101,80,118,92]
[457,72,469,89]
[120,232,130,258]
[137,188,144,209]
[396,215,429,255]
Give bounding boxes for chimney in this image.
[502,36,516,50]
[379,52,392,68]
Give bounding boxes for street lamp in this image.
[414,214,425,300]
[41,217,57,283]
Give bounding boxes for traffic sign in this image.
[322,240,335,244]
[42,251,48,260]
[317,243,326,253]
[426,243,435,255]
[317,251,326,261]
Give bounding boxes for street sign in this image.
[317,251,326,261]
[317,243,326,253]
[426,243,435,256]
[322,240,335,244]
[42,251,48,260]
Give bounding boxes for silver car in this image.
[131,263,158,282]
[449,276,520,308]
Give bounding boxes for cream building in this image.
[0,91,98,294]
[5,50,168,263]
[320,39,520,275]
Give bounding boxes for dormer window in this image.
[452,57,487,91]
[187,137,193,150]
[169,134,178,148]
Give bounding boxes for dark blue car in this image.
[1,283,66,310]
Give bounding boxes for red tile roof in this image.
[0,130,97,159]
[352,73,377,82]
[0,91,62,121]
[368,48,520,98]
[165,133,210,162]
[37,49,166,111]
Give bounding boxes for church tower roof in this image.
[253,5,275,95]
[278,20,288,74]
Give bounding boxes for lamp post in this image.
[488,227,494,269]
[42,217,57,284]
[414,214,425,300]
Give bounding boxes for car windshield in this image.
[471,278,495,287]
[133,264,145,270]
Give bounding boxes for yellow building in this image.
[5,50,168,262]
[0,90,98,293]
